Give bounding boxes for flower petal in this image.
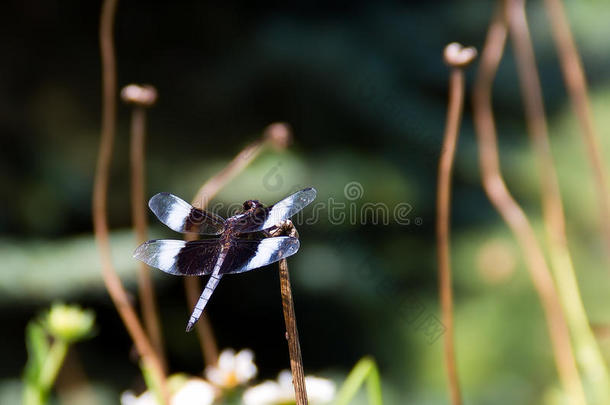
[305,376,336,403]
[217,349,236,372]
[120,390,155,405]
[204,367,224,387]
[171,379,216,405]
[242,381,283,405]
[235,349,257,382]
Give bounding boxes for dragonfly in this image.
[133,187,317,332]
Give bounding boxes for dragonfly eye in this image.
[243,200,261,211]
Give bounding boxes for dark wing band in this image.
[133,239,221,276]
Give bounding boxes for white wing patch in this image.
[149,193,192,233]
[261,188,317,229]
[165,203,187,231]
[133,240,186,274]
[148,192,225,235]
[245,240,278,269]
[233,237,300,274]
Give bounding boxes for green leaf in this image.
[365,361,383,405]
[335,356,384,405]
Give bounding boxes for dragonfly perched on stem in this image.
[133,188,317,331]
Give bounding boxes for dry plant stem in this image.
[191,138,266,206]
[506,0,609,401]
[279,258,308,405]
[472,7,586,404]
[130,105,166,372]
[185,124,286,367]
[94,0,168,402]
[186,138,265,367]
[543,0,610,259]
[437,67,465,405]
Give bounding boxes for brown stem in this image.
[130,105,166,372]
[278,258,308,405]
[543,0,610,260]
[437,42,476,405]
[505,0,565,242]
[94,0,168,402]
[506,0,609,400]
[186,122,292,367]
[472,6,585,404]
[191,138,266,207]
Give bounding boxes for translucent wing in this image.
[133,239,221,276]
[219,236,300,274]
[149,193,226,235]
[235,187,317,233]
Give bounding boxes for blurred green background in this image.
[1,0,610,404]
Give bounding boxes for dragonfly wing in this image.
[261,187,317,230]
[220,237,300,274]
[133,239,221,276]
[149,192,226,235]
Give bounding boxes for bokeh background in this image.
[2,0,610,404]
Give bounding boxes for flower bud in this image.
[45,303,95,342]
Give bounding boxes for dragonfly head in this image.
[242,199,263,212]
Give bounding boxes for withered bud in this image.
[443,42,477,68]
[268,219,299,239]
[264,122,292,150]
[121,84,158,107]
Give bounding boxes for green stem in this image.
[23,340,69,405]
[336,357,384,405]
[366,361,383,405]
[23,384,44,405]
[39,340,69,392]
[550,244,610,403]
[141,360,165,405]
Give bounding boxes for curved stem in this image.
[543,0,610,262]
[472,5,586,404]
[506,0,609,401]
[130,105,166,372]
[94,0,168,402]
[437,66,465,405]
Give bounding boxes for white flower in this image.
[243,370,336,405]
[120,378,216,405]
[171,379,216,405]
[205,348,257,389]
[121,390,155,405]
